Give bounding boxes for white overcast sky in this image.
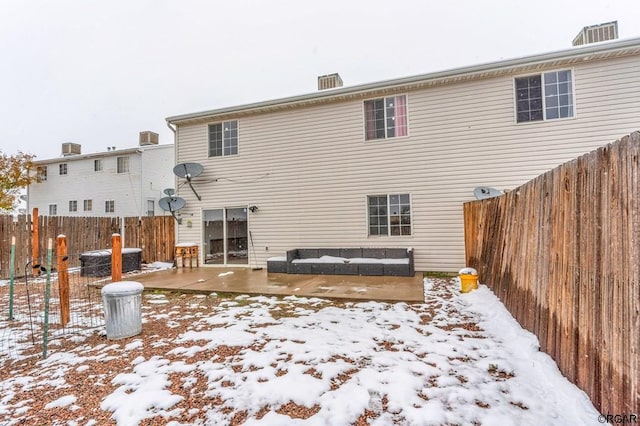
[1,0,639,160]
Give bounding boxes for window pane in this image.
[117,157,130,173]
[558,82,569,94]
[365,99,386,140]
[558,70,571,81]
[531,110,544,121]
[545,84,557,96]
[545,72,557,84]
[544,70,573,121]
[530,98,542,110]
[515,75,543,123]
[209,123,223,157]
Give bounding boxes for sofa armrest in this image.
[286,249,299,263]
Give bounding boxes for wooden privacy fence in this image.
[124,216,175,266]
[0,214,175,278]
[463,131,639,415]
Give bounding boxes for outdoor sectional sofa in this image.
[267,248,414,277]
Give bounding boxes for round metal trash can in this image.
[101,281,144,340]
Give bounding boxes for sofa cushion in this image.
[362,248,386,259]
[297,249,319,259]
[340,248,362,258]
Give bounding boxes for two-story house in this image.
[166,34,640,272]
[28,131,175,218]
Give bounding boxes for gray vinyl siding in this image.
[174,53,640,272]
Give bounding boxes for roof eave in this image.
[166,36,640,125]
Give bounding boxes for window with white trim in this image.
[105,200,115,213]
[364,95,408,140]
[208,120,238,157]
[49,204,57,215]
[37,166,47,181]
[59,163,68,175]
[94,159,103,172]
[515,70,573,123]
[146,200,155,216]
[117,156,130,173]
[83,199,92,212]
[367,194,411,236]
[69,200,77,212]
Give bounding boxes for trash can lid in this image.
[458,267,478,275]
[101,281,144,296]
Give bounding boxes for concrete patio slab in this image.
[129,267,424,302]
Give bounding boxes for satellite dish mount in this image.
[173,162,204,201]
[158,195,186,224]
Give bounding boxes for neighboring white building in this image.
[28,131,175,218]
[167,35,640,272]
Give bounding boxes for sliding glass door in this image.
[203,207,248,265]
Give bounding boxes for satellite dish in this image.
[173,163,204,201]
[159,196,186,223]
[474,187,502,200]
[163,188,175,196]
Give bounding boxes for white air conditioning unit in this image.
[61,143,81,156]
[573,21,618,46]
[139,131,159,146]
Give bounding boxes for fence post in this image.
[42,238,53,359]
[112,233,122,282]
[8,236,15,320]
[57,235,70,326]
[32,208,39,276]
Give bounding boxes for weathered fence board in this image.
[0,215,175,278]
[463,131,640,415]
[124,216,175,264]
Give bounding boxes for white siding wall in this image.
[175,55,640,272]
[29,146,175,219]
[140,145,175,216]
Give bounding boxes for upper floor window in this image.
[49,204,57,215]
[364,95,408,140]
[37,166,47,181]
[83,199,92,212]
[105,200,115,213]
[94,159,103,172]
[117,156,130,173]
[69,200,77,212]
[515,70,574,123]
[367,194,411,236]
[208,120,238,157]
[59,163,68,175]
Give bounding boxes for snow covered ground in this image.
[0,277,600,425]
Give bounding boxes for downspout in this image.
[166,121,177,200]
[139,147,143,220]
[166,121,179,245]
